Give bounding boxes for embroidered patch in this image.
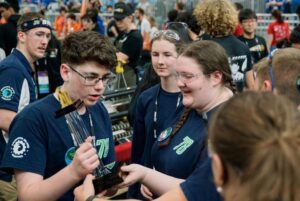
[11,137,30,158]
[0,86,15,101]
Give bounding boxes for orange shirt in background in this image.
[54,15,67,38]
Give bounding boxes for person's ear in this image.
[17,31,26,44]
[212,154,225,189]
[262,80,272,92]
[60,64,71,81]
[210,71,223,86]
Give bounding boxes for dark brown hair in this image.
[272,10,284,24]
[61,31,117,70]
[209,91,300,201]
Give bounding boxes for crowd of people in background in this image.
[0,0,300,201]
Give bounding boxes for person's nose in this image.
[94,79,105,90]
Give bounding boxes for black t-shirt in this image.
[238,35,268,63]
[206,35,253,92]
[114,29,143,69]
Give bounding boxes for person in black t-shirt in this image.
[238,9,268,63]
[194,0,255,92]
[113,2,143,87]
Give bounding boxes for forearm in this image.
[16,166,82,201]
[80,0,88,17]
[141,168,184,196]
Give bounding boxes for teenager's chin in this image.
[84,99,98,106]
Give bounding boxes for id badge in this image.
[37,71,50,94]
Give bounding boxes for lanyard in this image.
[153,87,181,138]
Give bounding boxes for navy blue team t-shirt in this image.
[0,95,116,201]
[0,48,37,182]
[151,110,207,179]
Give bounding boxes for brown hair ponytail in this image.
[159,108,191,148]
[238,128,300,201]
[209,91,300,201]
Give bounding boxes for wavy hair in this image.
[194,0,238,37]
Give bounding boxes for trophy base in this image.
[93,171,123,194]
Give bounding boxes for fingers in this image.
[74,185,84,201]
[84,174,95,185]
[71,141,100,178]
[85,136,93,143]
[140,185,153,200]
[82,174,96,200]
[77,143,99,170]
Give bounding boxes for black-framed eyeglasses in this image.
[152,30,180,41]
[68,65,116,86]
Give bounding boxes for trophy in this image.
[55,90,123,194]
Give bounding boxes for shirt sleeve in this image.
[0,68,28,112]
[1,111,47,175]
[180,158,222,201]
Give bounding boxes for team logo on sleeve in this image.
[1,86,15,101]
[11,137,30,158]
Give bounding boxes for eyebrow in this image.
[83,72,111,77]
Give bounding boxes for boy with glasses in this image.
[0,31,118,201]
[0,12,51,201]
[238,9,268,63]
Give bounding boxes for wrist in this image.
[85,195,99,201]
[67,163,82,182]
[141,166,150,183]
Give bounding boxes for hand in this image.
[74,174,107,201]
[69,137,100,180]
[118,164,147,188]
[140,184,153,200]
